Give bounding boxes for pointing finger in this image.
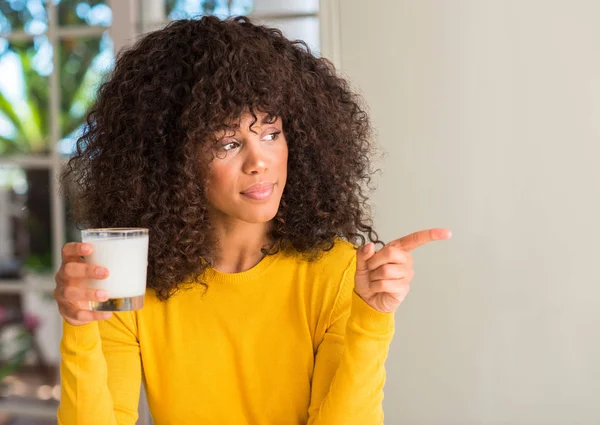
[390,228,452,251]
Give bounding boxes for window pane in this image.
[58,30,115,156]
[57,0,112,27]
[258,16,320,54]
[0,167,53,274]
[0,165,27,279]
[166,0,253,20]
[0,36,51,155]
[253,0,318,15]
[0,0,48,35]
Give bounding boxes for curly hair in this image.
[61,15,384,301]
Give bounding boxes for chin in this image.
[239,209,279,224]
[237,200,281,224]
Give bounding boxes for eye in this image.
[219,140,240,152]
[263,131,281,141]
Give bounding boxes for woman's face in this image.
[204,111,288,225]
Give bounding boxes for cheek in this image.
[209,164,234,186]
[279,145,289,169]
[205,165,234,201]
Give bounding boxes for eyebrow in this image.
[224,116,278,130]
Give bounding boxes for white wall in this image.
[335,1,600,424]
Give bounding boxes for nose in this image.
[242,140,267,175]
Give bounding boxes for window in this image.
[0,0,117,421]
[142,0,320,52]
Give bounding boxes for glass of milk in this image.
[81,228,149,311]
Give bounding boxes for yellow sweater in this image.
[58,239,395,424]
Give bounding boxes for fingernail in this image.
[97,291,108,301]
[95,267,107,277]
[362,243,371,253]
[102,312,113,319]
[81,245,91,254]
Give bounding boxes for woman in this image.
[55,16,451,424]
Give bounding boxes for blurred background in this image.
[2,1,600,425]
[0,1,320,424]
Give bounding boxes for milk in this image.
[83,234,149,298]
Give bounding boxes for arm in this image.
[57,311,142,425]
[308,256,395,425]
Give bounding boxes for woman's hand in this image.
[54,242,113,326]
[354,228,452,313]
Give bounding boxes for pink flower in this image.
[23,313,40,331]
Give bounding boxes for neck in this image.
[209,216,274,274]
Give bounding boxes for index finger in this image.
[61,242,93,261]
[389,228,452,251]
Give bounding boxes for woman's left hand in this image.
[354,228,453,313]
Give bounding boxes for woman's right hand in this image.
[54,242,113,326]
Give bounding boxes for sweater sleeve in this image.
[57,311,142,425]
[307,255,395,425]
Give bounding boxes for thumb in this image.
[355,242,376,291]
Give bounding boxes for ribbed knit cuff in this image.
[61,318,101,352]
[349,291,395,333]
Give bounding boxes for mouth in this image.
[240,182,275,201]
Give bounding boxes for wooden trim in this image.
[319,0,342,71]
[0,156,57,168]
[108,0,138,53]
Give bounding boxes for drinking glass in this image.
[81,228,149,311]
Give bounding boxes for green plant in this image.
[23,251,53,274]
[0,325,33,381]
[0,0,109,155]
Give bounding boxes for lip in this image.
[240,182,275,200]
[241,182,275,194]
